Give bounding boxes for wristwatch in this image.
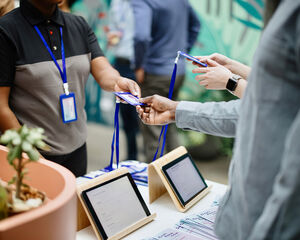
[226,74,242,94]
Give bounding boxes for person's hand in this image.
[192,59,232,90]
[114,77,141,98]
[135,68,145,84]
[193,53,250,80]
[107,31,122,46]
[136,95,178,125]
[193,53,233,70]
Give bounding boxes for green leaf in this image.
[7,145,22,162]
[0,130,17,144]
[35,140,45,149]
[27,149,39,161]
[8,176,16,185]
[0,185,8,220]
[20,125,29,136]
[21,140,33,152]
[235,0,262,21]
[233,16,262,30]
[12,136,21,146]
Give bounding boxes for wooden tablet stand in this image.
[77,167,156,240]
[148,146,212,213]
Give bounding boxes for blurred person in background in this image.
[107,0,139,161]
[138,0,300,239]
[0,0,14,16]
[131,0,200,162]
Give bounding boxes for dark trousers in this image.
[41,143,87,177]
[114,58,139,160]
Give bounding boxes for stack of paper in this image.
[143,206,219,240]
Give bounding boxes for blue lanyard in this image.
[152,53,179,162]
[105,102,120,171]
[34,26,68,89]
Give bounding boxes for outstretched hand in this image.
[136,95,178,125]
[114,77,141,98]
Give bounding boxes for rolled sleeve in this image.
[175,100,240,138]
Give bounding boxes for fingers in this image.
[206,59,219,67]
[139,96,154,105]
[192,67,211,74]
[116,96,127,104]
[130,81,141,98]
[198,80,209,87]
[195,74,207,81]
[137,105,152,125]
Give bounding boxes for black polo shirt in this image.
[0,0,104,155]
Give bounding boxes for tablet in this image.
[81,173,151,239]
[161,153,207,207]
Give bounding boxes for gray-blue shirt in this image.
[131,0,200,75]
[176,0,300,239]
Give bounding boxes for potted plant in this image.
[0,125,49,216]
[0,125,77,240]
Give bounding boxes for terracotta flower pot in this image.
[0,146,77,240]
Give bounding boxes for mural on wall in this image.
[179,0,264,151]
[182,0,264,102]
[83,0,264,131]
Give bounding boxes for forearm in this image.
[228,60,251,80]
[233,78,248,98]
[175,100,240,138]
[91,56,121,92]
[0,107,21,132]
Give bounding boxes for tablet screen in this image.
[162,153,207,207]
[81,173,151,239]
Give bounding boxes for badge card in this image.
[114,92,145,106]
[60,93,78,123]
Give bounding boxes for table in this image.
[76,180,227,240]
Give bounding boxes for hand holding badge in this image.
[114,92,145,106]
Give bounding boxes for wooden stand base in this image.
[77,167,156,240]
[148,146,211,212]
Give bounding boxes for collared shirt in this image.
[0,0,103,155]
[108,0,134,61]
[131,0,200,76]
[175,0,300,239]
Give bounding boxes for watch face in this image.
[226,78,238,91]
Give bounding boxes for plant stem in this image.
[16,157,22,199]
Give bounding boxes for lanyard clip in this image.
[175,51,180,64]
[63,83,69,95]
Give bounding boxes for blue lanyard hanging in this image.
[152,52,180,162]
[34,26,69,95]
[105,101,120,171]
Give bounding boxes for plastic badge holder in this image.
[114,92,145,106]
[178,51,207,67]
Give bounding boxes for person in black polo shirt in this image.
[0,0,141,177]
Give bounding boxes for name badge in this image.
[60,93,78,123]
